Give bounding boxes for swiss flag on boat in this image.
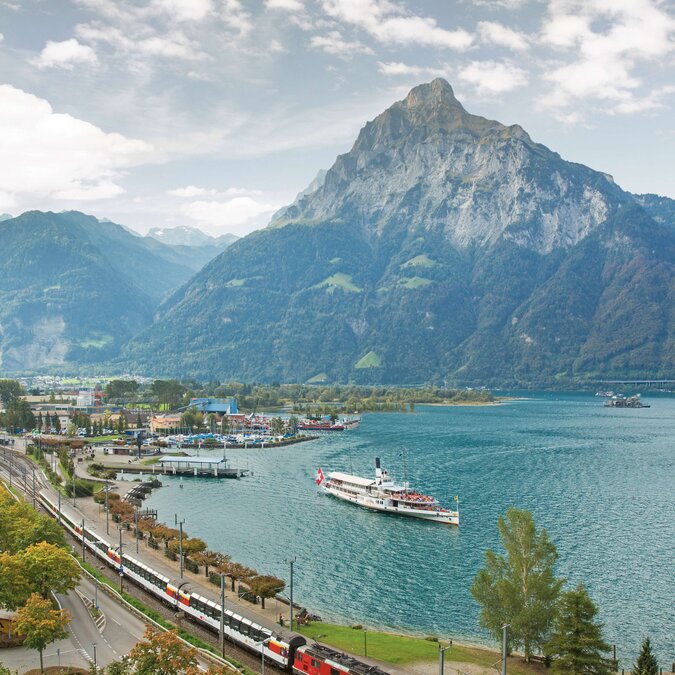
[315,468,324,485]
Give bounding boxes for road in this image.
[0,443,217,673]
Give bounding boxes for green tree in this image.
[14,593,70,674]
[0,379,23,407]
[136,412,142,429]
[632,637,659,675]
[0,552,32,610]
[247,575,285,609]
[18,542,81,599]
[471,508,563,661]
[287,415,299,435]
[545,584,613,674]
[53,414,61,433]
[2,399,35,431]
[270,416,285,436]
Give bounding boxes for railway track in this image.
[0,445,283,674]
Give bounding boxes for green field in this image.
[354,350,382,369]
[306,372,329,384]
[401,276,433,289]
[297,622,545,674]
[224,278,246,287]
[401,254,437,268]
[314,273,363,293]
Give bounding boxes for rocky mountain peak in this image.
[271,80,628,253]
[401,78,464,111]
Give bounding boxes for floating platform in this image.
[113,456,249,478]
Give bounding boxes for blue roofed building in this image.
[188,397,239,415]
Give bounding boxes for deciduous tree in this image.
[18,542,80,599]
[545,584,612,674]
[248,575,285,609]
[14,593,70,674]
[126,626,200,674]
[471,508,563,661]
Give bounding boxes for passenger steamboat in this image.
[316,458,459,526]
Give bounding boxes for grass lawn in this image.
[297,622,546,674]
[314,272,363,293]
[354,350,382,369]
[89,434,124,442]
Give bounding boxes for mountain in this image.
[269,169,328,225]
[145,226,238,270]
[631,193,675,231]
[117,80,673,384]
[0,211,204,371]
[147,225,214,247]
[0,214,13,222]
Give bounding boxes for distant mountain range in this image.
[147,225,238,249]
[2,80,674,384]
[0,212,230,371]
[119,79,674,385]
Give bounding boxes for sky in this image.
[0,0,673,237]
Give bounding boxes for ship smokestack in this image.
[375,457,382,482]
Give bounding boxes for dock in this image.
[113,456,248,479]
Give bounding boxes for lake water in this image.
[144,392,675,667]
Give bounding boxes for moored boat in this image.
[316,458,459,525]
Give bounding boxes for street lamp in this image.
[257,636,272,675]
[501,624,510,675]
[439,640,452,675]
[92,641,97,673]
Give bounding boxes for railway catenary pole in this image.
[105,485,109,534]
[81,518,86,562]
[57,490,61,524]
[220,574,225,657]
[134,507,139,553]
[119,527,124,593]
[179,519,185,578]
[8,446,12,487]
[32,467,36,509]
[289,557,297,631]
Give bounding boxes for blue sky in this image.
[0,0,673,236]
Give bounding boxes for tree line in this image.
[472,508,663,674]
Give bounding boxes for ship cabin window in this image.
[330,669,342,675]
[311,659,321,668]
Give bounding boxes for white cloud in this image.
[539,0,675,116]
[321,0,474,50]
[180,196,279,236]
[0,33,4,42]
[377,61,449,78]
[221,0,253,36]
[151,0,213,22]
[478,21,530,51]
[34,38,99,70]
[458,60,528,94]
[310,30,374,57]
[0,85,151,208]
[168,185,263,198]
[76,23,207,62]
[266,0,304,10]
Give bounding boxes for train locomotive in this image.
[37,492,389,674]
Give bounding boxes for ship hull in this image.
[321,484,459,526]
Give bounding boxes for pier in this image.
[155,455,247,478]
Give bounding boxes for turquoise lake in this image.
[143,392,675,667]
